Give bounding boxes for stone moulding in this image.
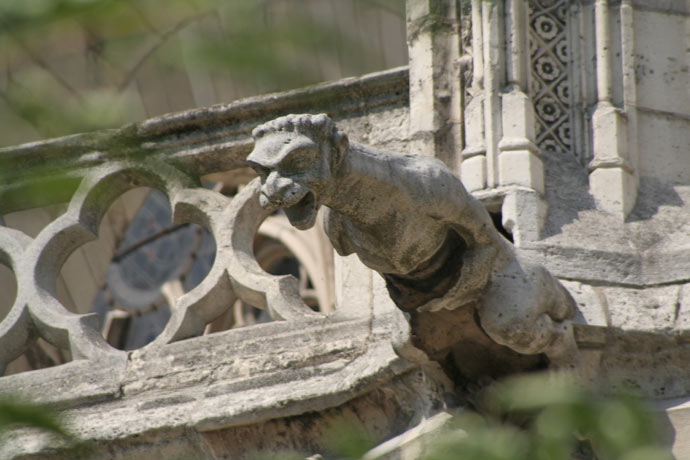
[521,242,690,287]
[0,316,426,459]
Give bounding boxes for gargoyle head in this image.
[247,113,349,229]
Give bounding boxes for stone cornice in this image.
[521,242,690,288]
[0,67,409,215]
[0,316,423,458]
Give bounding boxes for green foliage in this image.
[325,420,376,459]
[246,450,308,460]
[0,0,404,146]
[426,373,673,460]
[0,397,72,441]
[320,373,673,460]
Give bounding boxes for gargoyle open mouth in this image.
[284,191,318,229]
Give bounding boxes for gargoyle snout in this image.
[259,173,310,210]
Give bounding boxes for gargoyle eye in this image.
[285,156,309,172]
[282,147,317,173]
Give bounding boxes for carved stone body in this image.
[247,114,577,369]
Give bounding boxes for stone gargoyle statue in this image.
[247,113,578,377]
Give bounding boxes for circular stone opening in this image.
[56,187,216,350]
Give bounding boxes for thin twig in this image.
[0,80,48,135]
[7,32,85,102]
[355,0,405,19]
[125,0,162,37]
[111,223,190,263]
[117,11,210,91]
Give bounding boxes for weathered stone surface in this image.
[674,284,690,330]
[530,152,690,286]
[598,334,690,399]
[0,316,444,459]
[560,280,608,327]
[606,285,680,331]
[406,0,463,171]
[198,370,446,460]
[0,358,126,408]
[565,279,690,336]
[2,369,445,460]
[661,396,690,460]
[571,324,690,399]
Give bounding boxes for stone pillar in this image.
[461,0,509,193]
[499,0,542,193]
[406,0,463,173]
[588,0,637,220]
[498,0,546,243]
[480,0,504,189]
[460,0,487,191]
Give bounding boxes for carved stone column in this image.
[499,0,541,191]
[588,0,638,219]
[406,0,463,172]
[460,0,488,191]
[460,0,546,243]
[499,0,546,243]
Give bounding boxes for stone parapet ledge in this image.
[0,315,448,459]
[0,67,410,215]
[573,323,690,399]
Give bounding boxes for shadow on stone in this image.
[628,177,685,222]
[541,150,597,238]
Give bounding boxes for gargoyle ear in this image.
[333,131,349,169]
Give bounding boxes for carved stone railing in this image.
[2,160,327,366]
[0,67,410,376]
[0,67,443,459]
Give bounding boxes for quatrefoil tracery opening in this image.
[0,162,324,376]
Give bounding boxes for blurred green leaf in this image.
[0,0,397,147]
[424,372,671,460]
[2,77,139,138]
[428,417,530,460]
[484,372,585,414]
[620,446,675,460]
[176,4,383,91]
[325,420,376,459]
[0,398,71,440]
[246,450,307,460]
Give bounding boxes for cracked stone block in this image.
[674,284,690,331]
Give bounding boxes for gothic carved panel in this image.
[529,0,578,161]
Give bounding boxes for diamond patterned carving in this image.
[529,0,574,159]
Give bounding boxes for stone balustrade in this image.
[0,67,411,377]
[0,67,446,460]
